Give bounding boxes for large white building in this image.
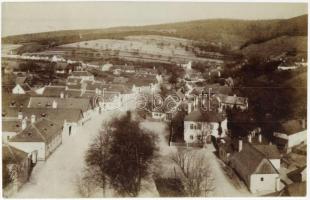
[183,109,228,144]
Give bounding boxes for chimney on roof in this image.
[81,82,87,94]
[238,139,243,152]
[31,114,36,123]
[188,102,192,114]
[18,112,23,120]
[22,117,27,130]
[60,91,64,99]
[258,134,262,143]
[52,100,57,109]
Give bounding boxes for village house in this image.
[27,97,93,122]
[18,108,85,142]
[215,94,248,111]
[67,77,82,85]
[12,83,32,95]
[41,85,66,97]
[2,144,33,197]
[229,142,283,194]
[219,132,282,169]
[68,71,94,81]
[273,119,307,152]
[9,118,63,161]
[183,108,228,144]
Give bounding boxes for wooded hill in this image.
[2,15,307,57]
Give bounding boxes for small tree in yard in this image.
[171,150,214,197]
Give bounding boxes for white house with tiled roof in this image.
[9,118,63,160]
[184,109,228,144]
[229,143,283,194]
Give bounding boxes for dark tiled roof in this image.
[15,76,27,85]
[20,108,83,124]
[67,84,81,90]
[28,97,92,112]
[16,83,31,92]
[252,144,281,159]
[2,93,31,109]
[230,143,278,186]
[3,144,29,164]
[287,166,306,182]
[278,120,306,135]
[9,118,62,143]
[67,77,82,84]
[2,119,23,133]
[65,90,82,98]
[184,110,226,122]
[42,86,66,97]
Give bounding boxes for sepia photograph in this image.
[1,0,308,198]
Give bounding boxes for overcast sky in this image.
[2,2,308,36]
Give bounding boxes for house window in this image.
[190,135,194,140]
[197,123,202,130]
[260,177,264,181]
[197,135,202,141]
[190,124,194,129]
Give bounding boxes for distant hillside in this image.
[2,15,307,56]
[241,36,307,59]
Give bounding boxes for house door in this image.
[69,126,72,136]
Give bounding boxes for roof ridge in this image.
[248,143,279,174]
[32,123,47,142]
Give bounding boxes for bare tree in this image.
[171,150,214,196]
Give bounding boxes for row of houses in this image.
[3,61,169,196]
[1,70,103,197]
